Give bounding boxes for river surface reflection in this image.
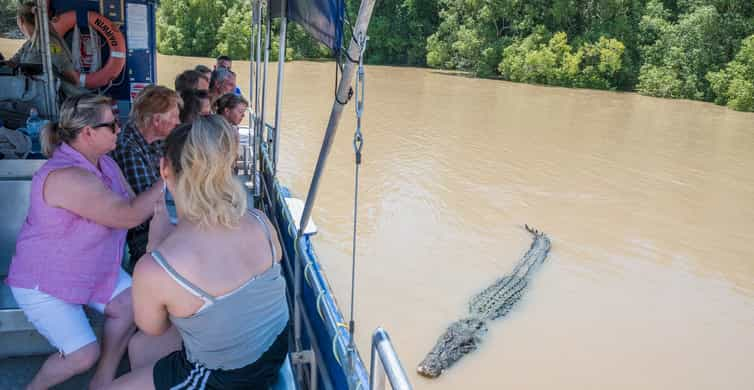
[262,61,754,390]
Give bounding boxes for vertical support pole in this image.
[249,0,256,106]
[255,3,270,200]
[246,0,257,176]
[254,1,263,115]
[259,10,272,149]
[272,2,287,175]
[269,9,286,353]
[252,0,264,197]
[37,0,57,118]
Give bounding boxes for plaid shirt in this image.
[110,122,164,234]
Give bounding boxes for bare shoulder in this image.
[132,250,185,298]
[148,233,199,273]
[132,252,164,284]
[245,208,282,262]
[46,166,103,192]
[47,166,95,185]
[44,167,99,205]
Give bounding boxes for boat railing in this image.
[244,114,413,390]
[246,1,412,388]
[370,328,412,390]
[257,132,368,389]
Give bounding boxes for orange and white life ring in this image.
[51,11,126,89]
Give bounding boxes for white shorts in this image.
[10,268,132,355]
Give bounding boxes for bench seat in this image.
[0,163,52,357]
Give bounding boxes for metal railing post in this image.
[245,0,258,176]
[370,328,412,390]
[249,0,256,104]
[272,1,287,175]
[251,0,264,195]
[254,6,271,200]
[253,0,263,115]
[259,11,271,147]
[37,0,57,117]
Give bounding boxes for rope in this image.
[332,322,349,368]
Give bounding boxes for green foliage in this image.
[287,24,331,60]
[499,29,625,90]
[362,0,440,65]
[152,0,754,109]
[707,35,754,111]
[426,0,545,76]
[213,2,252,60]
[637,1,754,101]
[637,4,726,100]
[637,64,683,98]
[157,0,240,57]
[157,0,320,61]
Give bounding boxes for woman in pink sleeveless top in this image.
[5,94,164,389]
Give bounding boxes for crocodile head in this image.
[416,317,488,378]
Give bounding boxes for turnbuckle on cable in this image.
[348,31,368,376]
[353,32,368,165]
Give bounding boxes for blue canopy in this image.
[270,0,345,52]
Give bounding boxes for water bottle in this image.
[25,108,47,154]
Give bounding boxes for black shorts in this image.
[153,325,289,390]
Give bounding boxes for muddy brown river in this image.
[2,37,753,389]
[261,61,754,390]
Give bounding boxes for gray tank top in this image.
[151,209,289,370]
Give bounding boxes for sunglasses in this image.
[92,120,120,134]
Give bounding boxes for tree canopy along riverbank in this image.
[154,0,754,112]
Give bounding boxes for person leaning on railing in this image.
[4,94,164,390]
[106,115,289,390]
[110,86,181,270]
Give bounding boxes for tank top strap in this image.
[248,208,277,266]
[151,250,216,303]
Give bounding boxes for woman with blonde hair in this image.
[5,94,163,389]
[108,115,289,389]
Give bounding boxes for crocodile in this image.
[416,225,551,378]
